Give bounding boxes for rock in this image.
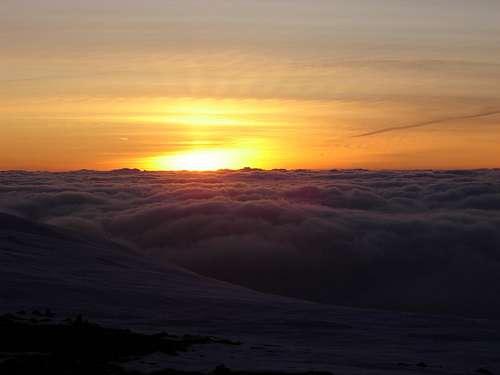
[213,364,232,375]
[476,368,494,375]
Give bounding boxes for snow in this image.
[1,212,499,374]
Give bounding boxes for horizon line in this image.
[1,167,500,174]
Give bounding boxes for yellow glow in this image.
[146,148,261,171]
[3,93,500,171]
[118,98,301,127]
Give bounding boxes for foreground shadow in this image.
[0,311,332,375]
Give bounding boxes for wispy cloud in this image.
[0,70,149,84]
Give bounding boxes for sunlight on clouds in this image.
[155,99,259,127]
[119,98,307,128]
[2,95,499,171]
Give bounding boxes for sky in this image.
[1,0,500,171]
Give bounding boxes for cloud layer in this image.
[1,168,500,318]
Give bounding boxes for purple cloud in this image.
[1,168,500,317]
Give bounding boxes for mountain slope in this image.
[1,212,500,375]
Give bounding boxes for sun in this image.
[148,148,253,171]
[141,138,271,171]
[168,149,234,171]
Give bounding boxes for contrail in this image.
[353,110,500,138]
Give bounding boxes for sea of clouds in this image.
[1,168,500,318]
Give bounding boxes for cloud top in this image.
[1,168,500,318]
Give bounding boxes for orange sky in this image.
[1,1,500,171]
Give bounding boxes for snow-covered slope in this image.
[1,212,500,375]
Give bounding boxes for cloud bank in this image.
[1,168,500,318]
